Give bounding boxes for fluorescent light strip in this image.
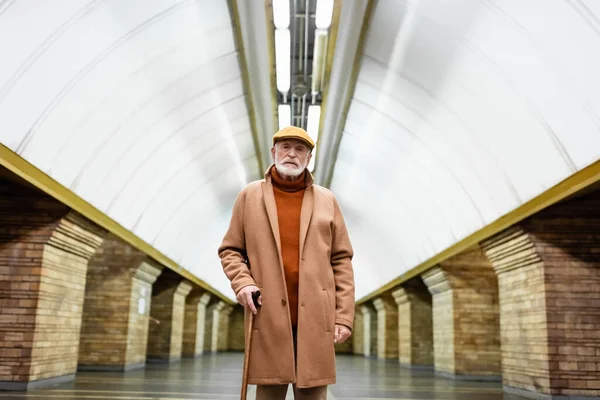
[275,29,291,93]
[315,0,334,29]
[307,105,321,144]
[278,104,291,130]
[272,0,290,29]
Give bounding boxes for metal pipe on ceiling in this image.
[290,0,297,123]
[303,0,309,85]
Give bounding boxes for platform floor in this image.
[0,353,529,399]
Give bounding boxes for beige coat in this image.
[218,165,355,388]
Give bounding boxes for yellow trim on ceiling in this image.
[357,159,600,304]
[228,0,265,176]
[0,143,234,305]
[324,0,375,188]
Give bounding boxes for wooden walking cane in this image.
[241,290,261,400]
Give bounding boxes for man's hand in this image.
[237,285,262,314]
[334,324,351,344]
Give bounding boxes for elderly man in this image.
[218,126,355,399]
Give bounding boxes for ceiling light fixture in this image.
[278,104,291,130]
[275,29,291,94]
[307,105,321,144]
[315,0,334,30]
[272,0,290,29]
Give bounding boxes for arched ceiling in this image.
[1,0,599,301]
[320,0,600,298]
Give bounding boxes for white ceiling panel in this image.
[0,0,264,300]
[327,0,600,299]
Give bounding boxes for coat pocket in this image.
[322,289,331,332]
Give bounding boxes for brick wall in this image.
[369,305,377,356]
[32,212,104,382]
[482,189,600,397]
[78,233,150,370]
[169,281,193,358]
[374,295,398,359]
[482,227,550,392]
[215,302,234,351]
[392,278,433,367]
[204,302,216,352]
[182,291,201,356]
[359,304,376,357]
[526,193,600,397]
[393,288,412,365]
[0,180,105,388]
[423,267,455,374]
[409,281,433,366]
[228,305,245,351]
[147,273,193,362]
[423,246,501,378]
[352,310,364,355]
[125,261,162,366]
[183,292,211,357]
[194,294,211,356]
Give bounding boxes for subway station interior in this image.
[1,0,600,399]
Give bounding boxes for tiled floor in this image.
[0,353,529,399]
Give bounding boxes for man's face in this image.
[271,138,312,178]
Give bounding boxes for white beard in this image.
[274,156,306,178]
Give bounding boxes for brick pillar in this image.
[422,246,502,380]
[78,234,163,371]
[204,301,217,352]
[352,310,364,355]
[369,306,377,356]
[211,302,234,352]
[219,305,234,351]
[182,292,211,357]
[0,179,105,390]
[195,293,212,355]
[228,305,245,351]
[126,261,163,367]
[360,304,376,357]
[481,190,600,398]
[392,278,433,368]
[147,273,194,363]
[373,295,398,359]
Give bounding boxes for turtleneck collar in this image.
[271,167,307,193]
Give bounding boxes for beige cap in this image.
[272,126,315,150]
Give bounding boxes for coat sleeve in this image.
[218,188,256,296]
[330,194,355,330]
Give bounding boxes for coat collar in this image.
[262,164,314,265]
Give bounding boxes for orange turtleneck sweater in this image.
[271,167,306,327]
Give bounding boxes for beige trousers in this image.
[256,327,328,400]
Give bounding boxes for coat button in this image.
[281,299,287,306]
